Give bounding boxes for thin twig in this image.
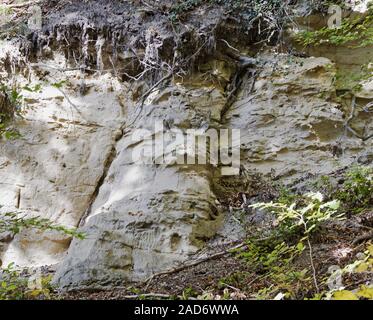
[127,72,173,128]
[219,39,239,52]
[219,282,241,292]
[307,237,319,293]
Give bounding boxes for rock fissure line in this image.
[78,130,124,227]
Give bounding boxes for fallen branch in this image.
[122,293,188,300]
[61,288,194,300]
[144,242,247,284]
[352,231,373,245]
[362,130,373,141]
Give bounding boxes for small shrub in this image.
[0,263,26,300]
[236,240,309,299]
[250,192,342,294]
[295,6,373,48]
[0,211,84,239]
[238,240,302,272]
[335,166,373,214]
[251,192,342,236]
[0,263,54,300]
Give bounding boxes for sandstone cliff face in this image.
[0,1,372,289]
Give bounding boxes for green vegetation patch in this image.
[296,5,373,48]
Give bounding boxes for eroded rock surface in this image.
[0,0,372,289]
[228,54,372,180]
[53,81,226,287]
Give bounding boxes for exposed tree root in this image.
[343,96,373,141]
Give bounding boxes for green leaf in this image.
[296,242,305,252]
[367,245,373,257]
[51,80,67,89]
[307,192,324,202]
[322,200,340,210]
[357,286,373,299]
[333,290,359,300]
